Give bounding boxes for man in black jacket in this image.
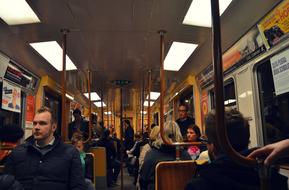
[4,107,86,190]
[185,109,287,190]
[176,104,194,140]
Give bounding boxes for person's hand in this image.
[248,139,289,166]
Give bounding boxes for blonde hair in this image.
[153,121,183,148]
[149,125,160,141]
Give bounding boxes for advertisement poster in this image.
[200,90,208,132]
[270,49,289,96]
[25,95,35,128]
[258,0,289,48]
[2,80,21,113]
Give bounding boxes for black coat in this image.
[4,136,86,190]
[176,117,195,139]
[185,150,288,190]
[0,174,23,190]
[139,145,191,190]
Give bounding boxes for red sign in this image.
[26,95,35,122]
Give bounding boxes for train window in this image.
[179,86,195,120]
[209,79,236,109]
[257,60,289,145]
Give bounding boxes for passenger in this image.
[176,104,195,140]
[71,133,95,190]
[0,174,23,190]
[68,108,89,140]
[4,107,86,190]
[248,139,289,166]
[0,124,24,165]
[186,125,202,160]
[95,129,120,187]
[139,121,191,190]
[124,119,135,151]
[185,109,287,190]
[138,126,160,169]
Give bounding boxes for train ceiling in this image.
[0,0,282,108]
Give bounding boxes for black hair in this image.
[187,125,201,138]
[102,129,110,139]
[205,109,250,152]
[0,124,24,143]
[73,108,81,115]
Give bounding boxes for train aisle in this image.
[109,168,136,190]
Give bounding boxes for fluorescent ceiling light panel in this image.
[84,92,101,101]
[164,42,198,71]
[183,0,232,27]
[144,101,154,107]
[146,92,160,100]
[94,101,106,107]
[104,111,112,115]
[0,0,41,25]
[30,41,77,71]
[140,111,147,115]
[65,93,74,100]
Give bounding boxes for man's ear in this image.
[52,123,57,132]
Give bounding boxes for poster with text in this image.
[2,80,21,113]
[270,49,289,96]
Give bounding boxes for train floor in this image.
[109,167,136,190]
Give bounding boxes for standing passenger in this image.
[176,104,195,140]
[68,108,89,140]
[124,120,134,151]
[4,107,86,190]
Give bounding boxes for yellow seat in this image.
[155,160,197,190]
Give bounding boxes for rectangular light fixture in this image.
[164,42,198,71]
[146,92,160,100]
[30,41,77,71]
[140,111,147,115]
[65,93,74,100]
[104,111,112,115]
[144,101,154,107]
[83,92,101,101]
[224,99,236,105]
[183,0,232,27]
[94,101,106,107]
[0,0,41,25]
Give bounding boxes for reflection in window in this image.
[257,60,289,145]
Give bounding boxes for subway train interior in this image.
[1,0,289,189]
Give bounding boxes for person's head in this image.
[149,125,160,141]
[0,124,24,143]
[134,132,142,141]
[178,104,189,120]
[205,108,250,160]
[124,120,131,129]
[102,128,110,139]
[73,109,82,122]
[150,123,157,129]
[186,125,201,142]
[153,121,183,148]
[32,107,57,146]
[71,133,84,152]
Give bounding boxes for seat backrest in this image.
[89,147,107,189]
[155,160,197,190]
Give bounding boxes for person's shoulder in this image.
[185,176,212,190]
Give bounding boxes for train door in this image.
[256,55,289,145]
[235,66,258,147]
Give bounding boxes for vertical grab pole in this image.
[141,77,145,135]
[84,70,92,143]
[147,70,151,131]
[107,94,109,127]
[120,87,124,190]
[210,0,256,166]
[61,29,69,142]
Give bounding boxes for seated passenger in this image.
[0,124,24,165]
[185,109,288,190]
[71,133,95,190]
[95,129,120,187]
[186,125,202,160]
[139,121,191,190]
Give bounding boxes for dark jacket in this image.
[4,136,86,190]
[185,150,288,190]
[68,119,89,140]
[96,137,117,169]
[124,126,134,150]
[139,145,191,190]
[0,174,23,190]
[176,117,195,139]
